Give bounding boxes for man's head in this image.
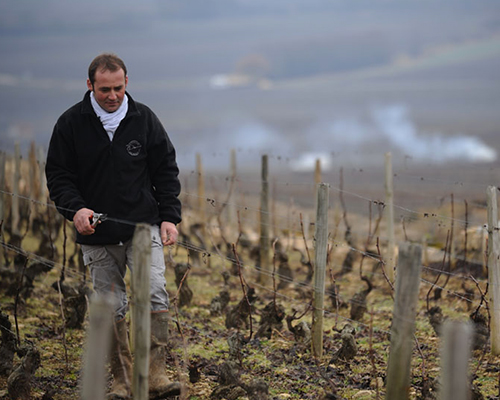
[87,53,128,113]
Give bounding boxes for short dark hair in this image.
[88,53,127,85]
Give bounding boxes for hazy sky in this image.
[1,0,500,171]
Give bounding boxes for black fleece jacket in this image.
[46,91,182,245]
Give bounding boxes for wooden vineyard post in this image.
[312,158,322,239]
[487,186,500,354]
[311,183,329,358]
[196,153,207,247]
[11,143,21,236]
[131,223,152,400]
[272,179,277,238]
[0,151,5,266]
[37,146,47,202]
[385,152,395,282]
[314,158,321,211]
[440,320,472,400]
[0,151,5,215]
[81,295,113,400]
[28,141,40,202]
[314,159,321,186]
[259,154,270,285]
[385,242,422,400]
[227,148,237,226]
[28,142,39,227]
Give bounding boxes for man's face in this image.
[87,68,128,113]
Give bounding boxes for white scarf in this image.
[90,91,129,140]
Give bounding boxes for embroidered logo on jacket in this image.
[126,140,141,156]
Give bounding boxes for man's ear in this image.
[125,75,128,88]
[86,78,93,91]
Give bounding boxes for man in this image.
[46,53,182,399]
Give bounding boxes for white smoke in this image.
[231,122,293,153]
[176,120,296,171]
[177,104,497,172]
[372,105,497,163]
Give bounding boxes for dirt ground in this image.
[1,230,499,400]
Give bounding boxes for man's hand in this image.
[161,221,178,246]
[74,208,96,235]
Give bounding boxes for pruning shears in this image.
[90,212,108,228]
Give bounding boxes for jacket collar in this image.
[81,90,140,117]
